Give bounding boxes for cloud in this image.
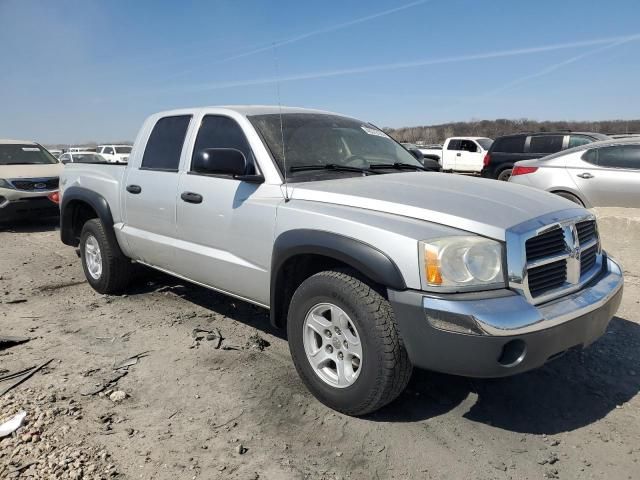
[484,36,639,96]
[160,32,640,94]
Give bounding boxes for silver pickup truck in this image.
[60,106,624,415]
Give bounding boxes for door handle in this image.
[456,153,462,156]
[577,173,594,179]
[126,184,142,194]
[181,192,203,204]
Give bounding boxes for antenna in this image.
[272,42,290,202]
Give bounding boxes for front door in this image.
[174,114,279,305]
[122,114,192,270]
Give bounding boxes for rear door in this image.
[122,114,192,270]
[527,135,565,157]
[174,114,278,305]
[442,139,461,170]
[571,144,640,207]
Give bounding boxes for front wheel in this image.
[287,269,412,416]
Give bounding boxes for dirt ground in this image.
[1,217,639,480]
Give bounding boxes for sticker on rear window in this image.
[22,147,40,151]
[361,126,387,138]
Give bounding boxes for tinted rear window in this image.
[583,144,640,169]
[141,115,191,171]
[492,136,525,153]
[529,135,564,154]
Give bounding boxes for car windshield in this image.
[0,144,59,165]
[114,146,132,154]
[74,153,106,163]
[249,113,422,180]
[477,138,493,150]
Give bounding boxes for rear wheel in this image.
[553,191,584,206]
[287,269,412,416]
[497,168,512,181]
[80,219,134,294]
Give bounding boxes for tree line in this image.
[383,119,640,144]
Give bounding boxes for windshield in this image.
[73,153,106,163]
[477,138,493,150]
[0,144,59,165]
[114,146,132,154]
[249,113,422,179]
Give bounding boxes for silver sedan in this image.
[508,138,640,208]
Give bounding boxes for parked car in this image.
[59,106,623,415]
[59,152,108,164]
[0,139,62,221]
[482,132,609,181]
[400,143,441,171]
[440,137,493,173]
[509,138,640,208]
[68,146,97,153]
[97,144,132,163]
[48,149,63,159]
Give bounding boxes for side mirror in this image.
[408,148,424,160]
[194,148,247,175]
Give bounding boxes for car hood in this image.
[287,172,578,240]
[0,163,63,179]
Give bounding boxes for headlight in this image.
[419,236,505,291]
[0,179,13,189]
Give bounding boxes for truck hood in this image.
[0,163,63,179]
[287,172,578,240]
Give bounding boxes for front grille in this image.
[527,259,567,297]
[576,220,596,244]
[518,215,602,302]
[525,227,565,262]
[581,244,598,273]
[10,177,59,191]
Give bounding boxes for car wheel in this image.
[80,218,134,294]
[553,191,585,207]
[497,168,512,181]
[287,269,412,416]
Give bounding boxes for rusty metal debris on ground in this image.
[113,351,150,370]
[0,336,30,351]
[81,370,128,396]
[0,359,53,397]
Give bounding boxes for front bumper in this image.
[388,256,623,378]
[0,195,59,220]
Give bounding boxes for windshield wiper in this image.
[290,163,380,175]
[368,162,426,171]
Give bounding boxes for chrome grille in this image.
[506,211,602,305]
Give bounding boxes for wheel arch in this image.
[549,188,588,207]
[60,186,115,247]
[269,229,406,328]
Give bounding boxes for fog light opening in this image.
[498,339,527,367]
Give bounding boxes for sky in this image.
[1,0,639,144]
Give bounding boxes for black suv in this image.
[481,132,609,181]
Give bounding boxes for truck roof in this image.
[153,105,342,118]
[0,139,38,145]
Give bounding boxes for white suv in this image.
[96,144,132,163]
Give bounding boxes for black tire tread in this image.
[292,269,412,415]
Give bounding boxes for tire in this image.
[79,218,134,294]
[287,269,412,416]
[553,191,585,206]
[497,168,512,181]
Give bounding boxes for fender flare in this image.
[60,186,115,246]
[269,229,406,326]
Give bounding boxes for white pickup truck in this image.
[421,137,493,173]
[59,106,623,415]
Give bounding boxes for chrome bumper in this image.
[422,255,623,336]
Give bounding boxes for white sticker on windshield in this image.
[22,147,40,151]
[361,126,388,138]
